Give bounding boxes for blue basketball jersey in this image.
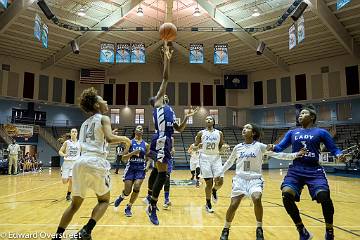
[152,104,176,138]
[129,139,147,165]
[274,128,342,166]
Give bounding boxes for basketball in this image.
[159,22,177,41]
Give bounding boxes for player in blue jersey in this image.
[144,42,198,225]
[113,125,149,217]
[269,105,346,240]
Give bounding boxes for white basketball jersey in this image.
[64,139,81,161]
[201,129,221,155]
[190,149,200,161]
[79,113,108,157]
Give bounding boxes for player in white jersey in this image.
[194,116,228,213]
[219,123,306,240]
[188,143,200,187]
[52,87,131,240]
[58,128,81,201]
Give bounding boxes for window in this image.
[184,109,193,124]
[110,109,120,124]
[135,109,144,124]
[318,105,331,122]
[264,111,275,124]
[284,108,296,124]
[337,102,352,121]
[210,109,219,124]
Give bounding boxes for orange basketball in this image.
[159,22,177,41]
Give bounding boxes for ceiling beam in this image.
[0,0,36,33]
[41,0,144,70]
[196,0,289,72]
[305,0,360,57]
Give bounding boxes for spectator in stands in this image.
[7,139,21,175]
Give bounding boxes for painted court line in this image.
[1,224,360,228]
[0,182,60,199]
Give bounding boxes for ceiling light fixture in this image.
[136,6,144,16]
[252,0,260,17]
[77,8,86,17]
[193,1,201,17]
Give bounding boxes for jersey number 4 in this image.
[83,123,96,142]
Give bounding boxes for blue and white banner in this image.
[116,43,131,63]
[214,44,228,64]
[189,43,204,64]
[99,43,115,63]
[289,24,296,50]
[131,43,145,64]
[0,0,8,8]
[297,15,305,44]
[41,23,48,48]
[337,0,351,10]
[34,14,42,41]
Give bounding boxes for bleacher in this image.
[44,124,360,169]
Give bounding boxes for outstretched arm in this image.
[222,146,238,174]
[102,115,131,148]
[173,106,199,132]
[152,42,174,107]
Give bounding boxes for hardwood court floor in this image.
[0,169,359,240]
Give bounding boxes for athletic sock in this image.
[224,221,231,228]
[66,192,71,196]
[206,199,212,208]
[84,219,96,233]
[164,191,169,202]
[256,222,263,228]
[296,223,305,232]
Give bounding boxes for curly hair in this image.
[79,87,98,113]
[302,104,317,123]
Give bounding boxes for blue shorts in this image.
[150,135,172,164]
[281,164,329,201]
[123,164,145,181]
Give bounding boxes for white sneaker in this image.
[163,201,171,210]
[205,205,214,213]
[143,196,150,205]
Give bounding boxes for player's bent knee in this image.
[316,190,331,204]
[282,191,295,202]
[133,188,140,193]
[252,193,262,203]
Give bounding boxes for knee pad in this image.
[316,191,331,204]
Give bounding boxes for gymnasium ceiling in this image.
[0,0,359,74]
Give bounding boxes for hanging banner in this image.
[189,43,204,64]
[99,43,115,63]
[4,124,34,137]
[337,0,351,10]
[0,0,8,8]
[131,43,145,63]
[289,24,296,50]
[297,15,305,44]
[34,14,42,41]
[41,23,48,48]
[116,43,131,63]
[214,44,228,64]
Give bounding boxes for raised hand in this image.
[185,106,199,118]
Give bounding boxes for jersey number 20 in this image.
[206,142,216,150]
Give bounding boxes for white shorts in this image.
[231,176,264,198]
[190,158,200,171]
[199,153,223,179]
[72,156,111,199]
[61,160,75,179]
